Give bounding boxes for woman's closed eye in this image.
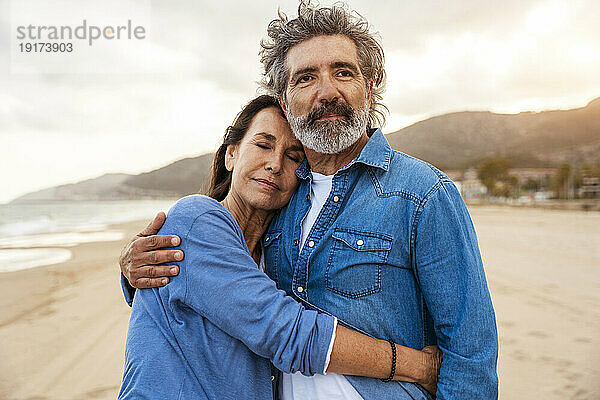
[285,152,303,163]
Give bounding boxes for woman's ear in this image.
[224,144,237,172]
[278,97,288,117]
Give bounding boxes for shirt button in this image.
[356,239,364,246]
[297,286,304,293]
[265,237,270,242]
[293,239,299,246]
[271,375,275,381]
[308,240,315,248]
[306,194,310,201]
[333,195,339,202]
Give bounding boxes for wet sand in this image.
[0,220,142,400]
[0,207,598,399]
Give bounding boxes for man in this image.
[120,2,498,399]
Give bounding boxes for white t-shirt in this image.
[280,172,364,400]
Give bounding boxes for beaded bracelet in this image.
[381,339,396,382]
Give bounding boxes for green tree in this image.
[477,158,516,197]
[522,178,540,192]
[552,163,571,199]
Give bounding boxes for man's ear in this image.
[278,97,288,117]
[366,81,373,105]
[224,144,237,172]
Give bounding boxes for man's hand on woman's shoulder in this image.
[119,212,183,289]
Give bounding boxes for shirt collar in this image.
[295,128,391,180]
[341,128,391,172]
[295,158,311,180]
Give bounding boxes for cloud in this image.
[383,0,600,119]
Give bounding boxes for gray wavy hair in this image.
[259,0,387,128]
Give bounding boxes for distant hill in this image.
[15,173,130,201]
[386,97,600,169]
[123,154,214,197]
[14,156,214,202]
[12,98,600,202]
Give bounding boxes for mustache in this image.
[306,101,354,125]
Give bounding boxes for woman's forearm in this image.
[326,325,439,387]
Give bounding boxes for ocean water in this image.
[0,199,178,272]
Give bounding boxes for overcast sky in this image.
[2,0,600,203]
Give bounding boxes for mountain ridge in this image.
[12,98,600,203]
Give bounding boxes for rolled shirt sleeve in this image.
[174,202,335,376]
[413,180,499,399]
[121,273,135,307]
[322,317,338,374]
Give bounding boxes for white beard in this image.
[286,101,369,154]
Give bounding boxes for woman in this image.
[119,96,440,399]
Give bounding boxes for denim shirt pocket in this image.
[263,229,282,285]
[326,228,392,299]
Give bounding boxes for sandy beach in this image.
[0,206,598,399]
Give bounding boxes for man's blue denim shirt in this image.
[263,129,499,399]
